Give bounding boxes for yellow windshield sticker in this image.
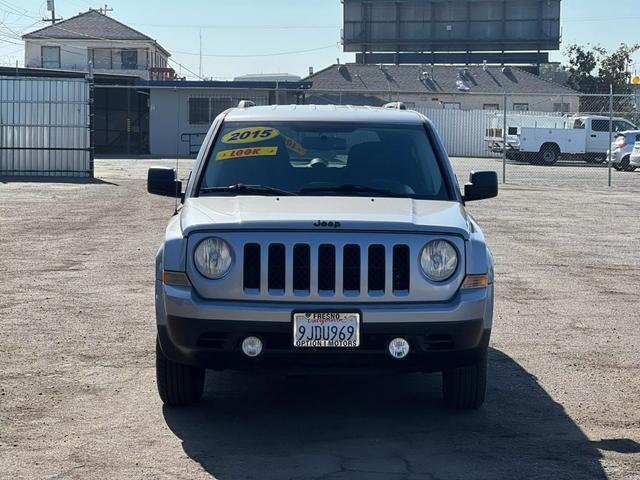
[282,134,307,156]
[216,146,279,161]
[222,127,280,144]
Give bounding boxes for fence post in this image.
[502,91,507,184]
[608,84,613,188]
[87,62,95,179]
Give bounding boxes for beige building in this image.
[23,10,171,80]
[306,64,579,113]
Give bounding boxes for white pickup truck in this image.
[486,115,637,165]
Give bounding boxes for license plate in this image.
[293,312,360,348]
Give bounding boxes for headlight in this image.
[420,240,458,281]
[194,237,233,279]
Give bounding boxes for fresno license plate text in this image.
[294,313,360,348]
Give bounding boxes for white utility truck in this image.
[486,115,637,165]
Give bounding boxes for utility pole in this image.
[199,30,203,79]
[42,0,62,24]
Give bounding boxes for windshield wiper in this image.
[300,184,403,197]
[200,184,297,196]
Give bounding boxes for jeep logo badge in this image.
[314,220,341,228]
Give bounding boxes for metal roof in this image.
[134,80,312,90]
[223,104,425,124]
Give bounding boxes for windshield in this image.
[198,121,449,200]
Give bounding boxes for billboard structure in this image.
[342,0,562,65]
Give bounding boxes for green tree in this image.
[598,44,640,91]
[565,43,640,93]
[565,44,600,92]
[564,43,640,115]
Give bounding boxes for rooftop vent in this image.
[456,80,470,92]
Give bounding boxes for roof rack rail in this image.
[383,102,407,110]
[237,100,256,108]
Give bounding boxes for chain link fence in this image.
[302,89,640,190]
[87,83,640,190]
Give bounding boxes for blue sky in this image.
[1,0,639,79]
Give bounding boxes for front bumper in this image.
[156,284,493,373]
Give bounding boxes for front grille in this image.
[243,242,410,297]
[268,244,285,291]
[243,244,260,290]
[343,244,361,293]
[393,245,410,293]
[318,245,336,293]
[368,245,386,294]
[293,244,311,292]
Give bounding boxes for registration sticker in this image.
[222,127,280,144]
[216,146,278,161]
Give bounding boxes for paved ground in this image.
[0,159,639,479]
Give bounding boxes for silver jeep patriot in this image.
[148,103,497,409]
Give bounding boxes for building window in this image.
[90,48,112,69]
[553,103,570,113]
[513,103,529,111]
[443,102,461,110]
[188,97,211,125]
[483,104,499,110]
[121,49,138,70]
[42,46,60,68]
[188,96,268,125]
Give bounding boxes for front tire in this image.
[156,337,205,406]
[442,356,487,410]
[617,156,631,171]
[620,156,637,172]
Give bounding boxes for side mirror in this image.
[464,170,498,202]
[147,167,182,198]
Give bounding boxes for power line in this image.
[130,22,340,30]
[173,43,339,58]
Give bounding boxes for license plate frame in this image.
[292,312,361,348]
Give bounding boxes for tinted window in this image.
[199,122,449,200]
[591,120,609,132]
[613,120,634,132]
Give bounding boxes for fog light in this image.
[241,336,263,357]
[388,338,410,359]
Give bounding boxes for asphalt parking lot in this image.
[1,159,639,479]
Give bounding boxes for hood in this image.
[180,196,471,238]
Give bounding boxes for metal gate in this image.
[0,76,92,177]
